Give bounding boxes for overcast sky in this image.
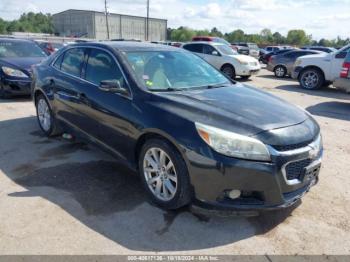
[0,0,349,40]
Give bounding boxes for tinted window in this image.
[61,48,85,77]
[85,49,125,86]
[183,44,203,53]
[284,52,298,58]
[203,45,216,55]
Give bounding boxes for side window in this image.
[53,53,64,69]
[61,48,85,77]
[85,49,126,87]
[284,52,297,58]
[183,44,203,53]
[203,45,216,55]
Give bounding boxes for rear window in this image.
[0,40,46,58]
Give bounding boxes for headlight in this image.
[295,59,302,66]
[236,59,248,65]
[1,66,28,78]
[195,122,271,161]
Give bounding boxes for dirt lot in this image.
[0,69,349,255]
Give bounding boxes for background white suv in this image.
[292,44,350,90]
[182,42,261,80]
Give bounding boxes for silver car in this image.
[182,42,260,79]
[334,52,350,93]
[267,50,320,78]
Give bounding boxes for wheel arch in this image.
[134,129,188,171]
[299,65,325,81]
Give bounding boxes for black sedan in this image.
[32,42,323,211]
[0,38,47,98]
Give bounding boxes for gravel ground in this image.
[0,69,349,255]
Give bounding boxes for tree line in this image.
[168,27,350,48]
[0,12,54,35]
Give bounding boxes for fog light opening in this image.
[228,189,241,200]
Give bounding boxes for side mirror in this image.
[335,51,347,59]
[212,50,219,56]
[99,80,128,95]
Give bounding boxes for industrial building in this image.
[52,9,167,41]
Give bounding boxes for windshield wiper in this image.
[205,83,232,89]
[149,87,184,92]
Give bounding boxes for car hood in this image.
[300,52,330,60]
[0,57,45,72]
[152,83,310,138]
[228,54,258,63]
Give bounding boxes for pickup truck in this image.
[292,44,350,90]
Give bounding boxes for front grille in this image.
[272,140,312,151]
[285,158,312,180]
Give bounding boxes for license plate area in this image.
[302,162,321,182]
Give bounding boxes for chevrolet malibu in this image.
[32,42,322,211]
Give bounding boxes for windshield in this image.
[213,38,231,46]
[125,51,230,91]
[248,43,259,50]
[0,41,47,58]
[216,45,238,55]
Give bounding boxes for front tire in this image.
[221,65,236,79]
[299,68,324,90]
[35,94,61,136]
[138,138,192,210]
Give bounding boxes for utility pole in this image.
[146,0,149,41]
[104,0,110,39]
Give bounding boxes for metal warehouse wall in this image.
[52,10,95,38]
[53,10,167,41]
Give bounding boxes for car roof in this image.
[0,38,35,43]
[183,41,225,46]
[67,41,182,52]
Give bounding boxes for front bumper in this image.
[1,77,32,96]
[185,141,322,211]
[292,66,303,79]
[237,64,261,76]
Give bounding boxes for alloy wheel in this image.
[301,71,319,89]
[37,98,51,131]
[143,147,178,201]
[275,66,285,77]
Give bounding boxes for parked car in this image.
[182,41,260,79]
[260,48,295,65]
[231,44,250,55]
[35,40,64,55]
[267,50,320,78]
[265,46,281,53]
[301,46,337,53]
[333,51,350,93]
[292,44,350,90]
[232,42,260,58]
[192,36,231,46]
[32,41,322,211]
[0,38,47,98]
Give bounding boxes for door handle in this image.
[77,93,91,106]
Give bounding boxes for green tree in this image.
[272,32,285,44]
[286,30,311,46]
[170,27,196,42]
[210,27,223,37]
[225,29,245,43]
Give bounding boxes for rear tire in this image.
[274,65,287,78]
[138,138,192,210]
[35,94,61,137]
[299,68,324,90]
[221,65,236,79]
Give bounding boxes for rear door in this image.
[51,47,100,135]
[331,46,350,80]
